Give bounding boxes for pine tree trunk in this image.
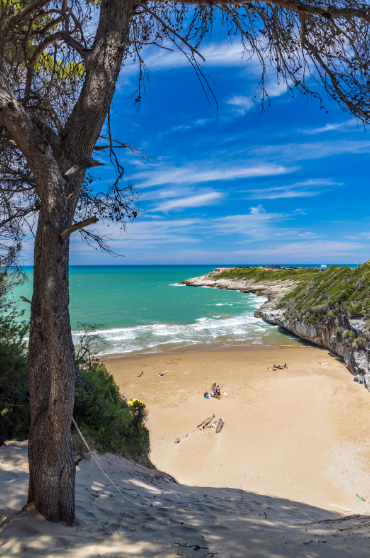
[3,0,137,525]
[27,182,76,525]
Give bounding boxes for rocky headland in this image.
[181,265,370,390]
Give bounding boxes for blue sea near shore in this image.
[12,265,351,356]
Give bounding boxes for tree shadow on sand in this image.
[1,442,370,557]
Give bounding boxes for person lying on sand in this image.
[211,382,217,397]
[156,371,170,377]
[215,385,222,400]
[273,364,288,370]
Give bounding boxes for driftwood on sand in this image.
[174,414,215,443]
[216,418,224,433]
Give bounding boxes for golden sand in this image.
[1,345,370,557]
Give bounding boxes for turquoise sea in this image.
[13,265,308,356]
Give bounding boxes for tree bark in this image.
[1,0,137,525]
[27,172,76,524]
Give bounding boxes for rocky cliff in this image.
[181,266,370,391]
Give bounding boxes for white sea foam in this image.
[71,293,298,356]
[170,283,186,287]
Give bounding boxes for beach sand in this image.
[105,346,370,515]
[1,345,370,557]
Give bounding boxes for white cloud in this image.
[130,162,296,189]
[232,240,365,257]
[120,42,248,77]
[70,218,202,251]
[204,205,291,241]
[299,119,358,135]
[346,232,370,240]
[130,239,365,264]
[227,95,254,116]
[153,191,224,212]
[158,118,213,138]
[249,140,370,161]
[245,178,343,199]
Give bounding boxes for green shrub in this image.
[356,336,367,349]
[0,272,149,460]
[0,271,30,440]
[73,363,149,458]
[335,328,342,339]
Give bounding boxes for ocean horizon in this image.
[12,264,355,356]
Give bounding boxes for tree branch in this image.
[31,114,62,154]
[175,0,370,24]
[0,68,61,193]
[63,157,104,179]
[0,0,52,34]
[60,216,99,242]
[143,6,206,62]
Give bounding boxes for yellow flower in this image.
[127,399,143,406]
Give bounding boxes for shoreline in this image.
[100,340,308,363]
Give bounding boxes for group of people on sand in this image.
[268,363,288,371]
[204,383,222,400]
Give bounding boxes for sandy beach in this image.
[105,346,370,515]
[1,345,370,557]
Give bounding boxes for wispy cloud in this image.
[248,140,370,161]
[130,162,297,188]
[158,118,213,138]
[232,240,365,257]
[70,218,202,251]
[227,95,254,116]
[244,178,343,199]
[346,232,370,240]
[204,205,291,241]
[133,239,365,264]
[120,42,248,77]
[153,191,224,212]
[299,119,358,135]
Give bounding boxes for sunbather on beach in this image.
[215,385,222,399]
[211,382,216,397]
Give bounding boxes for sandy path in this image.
[105,346,370,515]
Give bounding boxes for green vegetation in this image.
[214,267,320,282]
[0,270,30,440]
[278,262,370,325]
[73,363,149,459]
[0,272,149,459]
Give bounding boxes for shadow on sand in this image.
[1,442,370,557]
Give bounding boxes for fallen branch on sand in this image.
[216,418,224,433]
[174,414,215,443]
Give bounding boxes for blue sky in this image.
[64,28,370,264]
